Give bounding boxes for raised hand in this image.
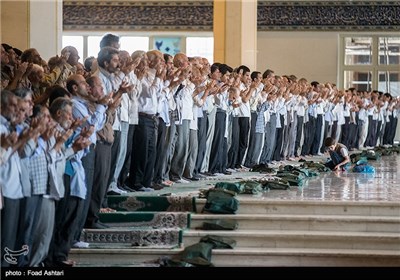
[72,135,91,153]
[108,94,122,110]
[54,129,74,152]
[0,132,18,150]
[15,61,29,77]
[80,125,95,138]
[70,116,88,130]
[97,92,114,106]
[167,68,181,82]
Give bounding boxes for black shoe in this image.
[98,221,110,228]
[169,177,178,182]
[119,184,136,192]
[133,184,154,192]
[204,172,216,177]
[223,171,232,175]
[152,183,164,190]
[188,176,200,181]
[107,190,121,196]
[90,222,109,229]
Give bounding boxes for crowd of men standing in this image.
[1,33,399,267]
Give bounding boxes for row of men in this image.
[1,34,400,267]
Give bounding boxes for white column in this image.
[29,0,63,60]
[224,0,257,70]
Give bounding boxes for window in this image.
[87,36,102,59]
[120,37,149,54]
[340,35,400,96]
[186,37,214,63]
[62,36,83,61]
[62,34,213,64]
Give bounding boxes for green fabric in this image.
[100,212,156,223]
[264,181,291,190]
[215,181,263,194]
[300,161,331,172]
[203,189,239,214]
[282,165,319,177]
[360,150,382,161]
[276,172,305,186]
[107,195,194,212]
[374,147,393,156]
[180,242,214,266]
[350,153,363,163]
[200,235,236,249]
[259,177,290,190]
[99,212,190,229]
[160,258,195,267]
[250,164,276,174]
[214,182,243,194]
[202,220,239,231]
[238,180,264,194]
[391,145,400,153]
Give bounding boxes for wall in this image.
[0,0,29,51]
[257,31,338,83]
[257,30,400,142]
[1,0,62,61]
[29,0,62,61]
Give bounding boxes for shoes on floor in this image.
[183,176,199,181]
[176,178,190,183]
[226,168,237,173]
[162,180,175,186]
[92,222,110,229]
[107,185,127,195]
[119,184,136,192]
[107,190,121,195]
[152,183,164,190]
[133,185,154,192]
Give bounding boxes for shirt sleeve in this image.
[340,147,349,157]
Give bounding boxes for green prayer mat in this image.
[99,212,190,229]
[107,195,195,212]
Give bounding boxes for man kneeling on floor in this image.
[324,137,351,171]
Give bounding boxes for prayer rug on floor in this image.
[81,227,182,247]
[99,212,190,228]
[107,195,195,212]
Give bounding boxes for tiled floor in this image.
[130,154,400,203]
[263,155,400,202]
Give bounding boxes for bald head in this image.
[173,53,189,69]
[146,50,163,69]
[61,46,80,66]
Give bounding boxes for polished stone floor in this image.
[130,154,400,203]
[262,155,400,202]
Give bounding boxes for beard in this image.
[61,120,72,130]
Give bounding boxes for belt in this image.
[139,112,159,120]
[97,139,113,146]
